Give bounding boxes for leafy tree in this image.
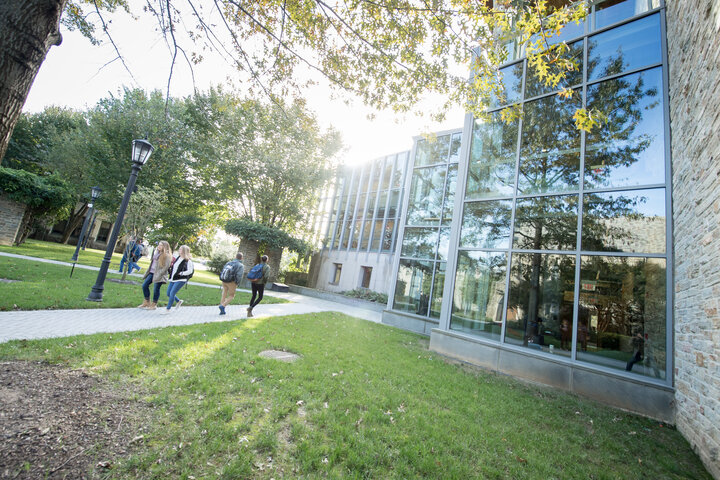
[1,0,590,165]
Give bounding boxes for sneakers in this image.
[175,299,184,310]
[219,305,226,315]
[160,308,171,315]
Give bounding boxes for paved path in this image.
[0,252,382,344]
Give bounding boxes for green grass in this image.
[0,313,709,479]
[0,256,287,311]
[0,239,222,286]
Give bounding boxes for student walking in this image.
[138,240,171,310]
[161,245,194,314]
[246,255,270,318]
[218,252,245,315]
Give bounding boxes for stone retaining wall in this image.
[0,195,26,246]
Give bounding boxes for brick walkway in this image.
[0,252,382,343]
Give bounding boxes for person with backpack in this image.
[218,252,244,315]
[161,245,194,314]
[246,255,270,318]
[128,238,144,274]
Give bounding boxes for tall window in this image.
[449,7,669,381]
[393,132,461,319]
[360,266,372,289]
[331,263,342,285]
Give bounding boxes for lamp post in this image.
[87,140,154,302]
[70,186,101,263]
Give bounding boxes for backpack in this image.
[247,263,264,282]
[219,260,239,283]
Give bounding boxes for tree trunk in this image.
[0,0,66,163]
[60,202,88,244]
[13,209,34,246]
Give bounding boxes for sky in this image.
[23,4,466,166]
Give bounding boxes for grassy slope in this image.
[0,313,710,480]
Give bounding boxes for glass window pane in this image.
[356,194,367,219]
[577,256,666,380]
[382,219,396,252]
[451,251,508,341]
[370,161,383,192]
[366,193,377,219]
[437,228,450,261]
[490,62,524,107]
[393,259,434,316]
[370,219,383,251]
[393,154,407,188]
[382,156,394,190]
[332,212,344,248]
[513,195,578,251]
[406,166,447,226]
[588,13,661,81]
[460,200,513,249]
[350,219,362,249]
[448,133,462,163]
[594,0,660,31]
[441,165,458,226]
[387,190,401,218]
[466,111,518,200]
[377,192,388,218]
[505,253,576,357]
[401,227,439,260]
[582,188,665,253]
[585,68,665,189]
[360,220,371,250]
[430,262,446,319]
[341,218,352,248]
[525,41,583,98]
[519,91,582,194]
[415,135,451,167]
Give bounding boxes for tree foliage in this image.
[225,219,308,253]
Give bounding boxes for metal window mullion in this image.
[660,6,673,387]
[500,58,527,345]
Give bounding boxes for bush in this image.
[339,288,389,304]
[207,253,232,275]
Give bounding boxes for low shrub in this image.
[207,253,232,275]
[340,288,389,304]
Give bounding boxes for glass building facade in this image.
[388,1,671,389]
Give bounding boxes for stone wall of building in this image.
[0,195,26,246]
[667,2,720,477]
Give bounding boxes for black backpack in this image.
[219,260,239,282]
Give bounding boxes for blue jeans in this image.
[142,275,163,303]
[119,257,140,273]
[166,281,185,309]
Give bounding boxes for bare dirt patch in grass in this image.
[0,360,149,479]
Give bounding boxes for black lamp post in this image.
[70,186,101,263]
[87,139,154,302]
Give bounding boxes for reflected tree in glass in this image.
[394,259,434,316]
[466,110,518,199]
[460,200,512,249]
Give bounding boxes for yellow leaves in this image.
[572,108,607,133]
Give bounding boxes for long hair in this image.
[157,241,172,269]
[178,245,192,260]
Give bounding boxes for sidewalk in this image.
[0,252,383,344]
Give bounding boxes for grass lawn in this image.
[0,256,287,311]
[0,239,222,286]
[0,313,709,479]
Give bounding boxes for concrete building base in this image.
[429,328,675,423]
[382,309,438,336]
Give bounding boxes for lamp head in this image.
[131,139,155,165]
[90,186,102,200]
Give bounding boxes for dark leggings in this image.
[249,283,265,308]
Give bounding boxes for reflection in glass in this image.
[513,195,578,251]
[441,165,458,226]
[583,188,665,253]
[376,192,388,218]
[366,193,376,220]
[370,220,383,251]
[401,227,439,260]
[594,0,660,31]
[430,262,446,319]
[387,190,401,218]
[360,220,371,250]
[350,219,362,248]
[525,41,583,98]
[451,251,507,341]
[460,200,512,249]
[394,259,434,316]
[382,219,396,251]
[392,154,407,188]
[505,253,575,357]
[490,62,524,107]
[406,166,447,226]
[437,228,450,261]
[588,14,661,81]
[382,157,394,190]
[576,256,666,379]
[356,194,367,219]
[415,135,451,167]
[585,68,664,188]
[519,92,581,194]
[448,133,462,163]
[466,111,518,199]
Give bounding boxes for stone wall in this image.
[0,195,26,246]
[667,2,720,477]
